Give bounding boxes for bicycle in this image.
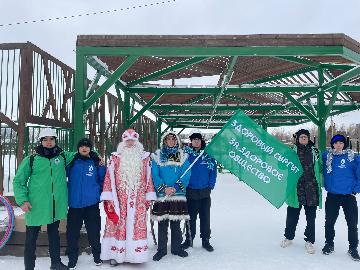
[0,195,15,250]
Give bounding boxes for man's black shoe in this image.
[171,249,188,258]
[322,244,334,255]
[50,261,69,270]
[348,248,360,261]
[153,250,167,261]
[181,238,192,250]
[202,238,214,252]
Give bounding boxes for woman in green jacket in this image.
[13,128,75,270]
[280,129,322,254]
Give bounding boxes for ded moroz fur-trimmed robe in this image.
[100,150,156,263]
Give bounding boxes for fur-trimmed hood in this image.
[160,131,182,148]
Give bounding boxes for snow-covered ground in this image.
[1,173,360,269]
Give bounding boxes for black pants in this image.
[325,192,358,249]
[24,220,61,270]
[284,205,317,243]
[187,197,211,239]
[157,220,182,253]
[67,203,101,265]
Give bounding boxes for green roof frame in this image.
[74,35,360,151]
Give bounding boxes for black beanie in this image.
[189,133,203,140]
[77,138,93,150]
[295,129,310,139]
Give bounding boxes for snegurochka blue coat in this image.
[322,149,360,195]
[67,157,106,208]
[151,149,191,197]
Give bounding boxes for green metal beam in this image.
[128,86,319,94]
[322,66,360,91]
[223,94,261,104]
[342,47,360,64]
[77,45,344,57]
[283,92,319,125]
[325,86,341,118]
[160,114,308,120]
[245,66,316,85]
[128,85,360,94]
[128,93,163,126]
[321,63,355,70]
[208,56,238,127]
[74,51,87,149]
[127,57,209,86]
[177,128,185,135]
[157,119,162,148]
[124,90,131,129]
[151,104,358,111]
[183,94,211,104]
[161,125,171,136]
[275,56,319,67]
[84,55,138,111]
[86,72,101,99]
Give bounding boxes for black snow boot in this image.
[202,238,214,252]
[153,250,167,261]
[181,237,193,249]
[348,248,360,261]
[322,243,334,255]
[50,261,69,270]
[172,249,188,258]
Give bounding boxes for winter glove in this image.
[104,200,119,224]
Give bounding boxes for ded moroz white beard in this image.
[117,141,144,191]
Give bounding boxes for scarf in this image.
[326,149,355,174]
[160,146,180,163]
[184,146,216,170]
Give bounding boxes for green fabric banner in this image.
[205,110,303,208]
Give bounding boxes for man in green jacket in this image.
[13,128,75,270]
[280,129,322,254]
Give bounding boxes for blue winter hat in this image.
[330,134,347,149]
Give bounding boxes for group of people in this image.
[11,126,360,269]
[280,129,360,262]
[13,128,217,270]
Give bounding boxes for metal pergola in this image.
[74,34,360,151]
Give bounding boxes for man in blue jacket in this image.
[181,130,217,252]
[322,134,360,261]
[66,138,106,269]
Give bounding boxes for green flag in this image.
[205,110,303,208]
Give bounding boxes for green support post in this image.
[157,118,162,148]
[317,69,327,152]
[74,50,87,149]
[124,90,131,129]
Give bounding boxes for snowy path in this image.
[1,173,360,269]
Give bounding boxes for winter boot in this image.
[202,238,214,252]
[348,248,360,261]
[322,243,334,255]
[94,258,103,266]
[50,261,69,270]
[109,259,119,267]
[181,237,193,250]
[280,238,292,248]
[172,249,188,258]
[305,241,315,254]
[153,250,167,261]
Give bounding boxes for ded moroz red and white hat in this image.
[122,129,139,142]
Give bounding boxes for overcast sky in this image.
[1,0,360,133]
